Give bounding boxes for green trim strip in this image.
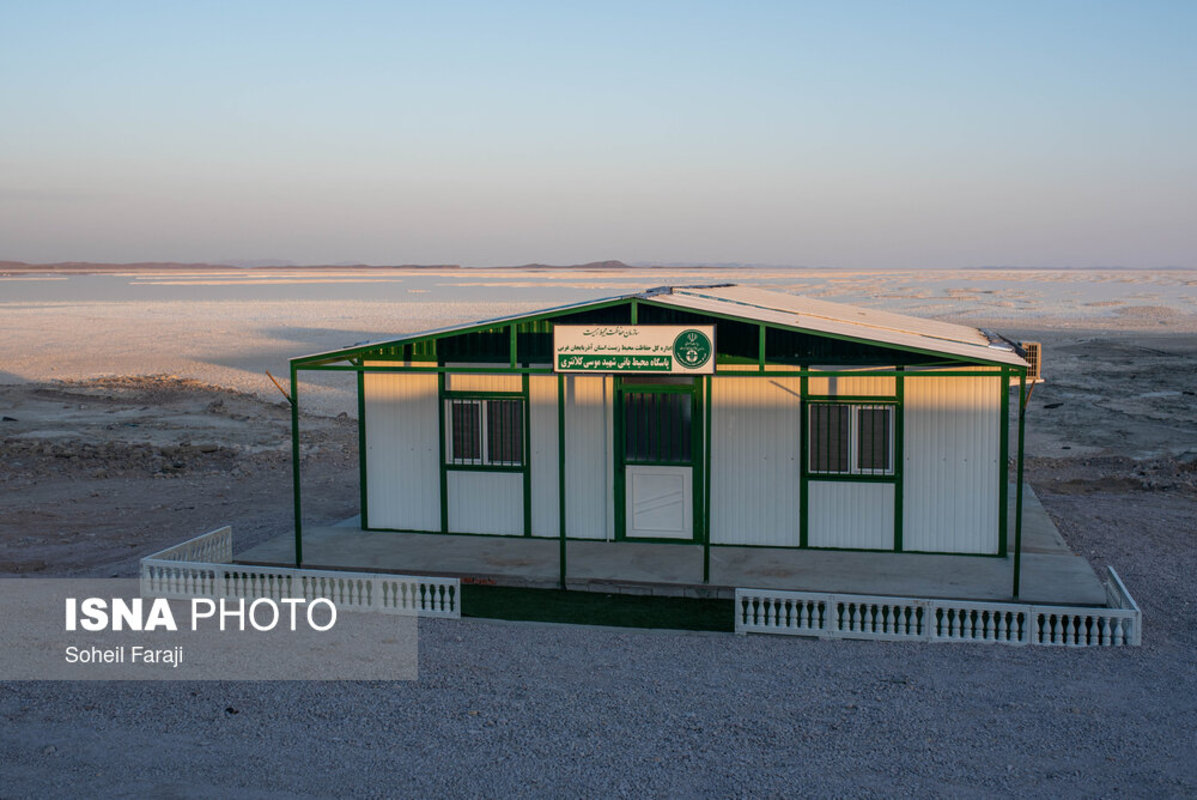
[290,363,303,567]
[757,324,766,372]
[293,363,1014,379]
[613,376,626,540]
[437,372,448,534]
[805,394,898,402]
[297,365,556,374]
[357,369,368,530]
[444,464,525,473]
[522,373,532,537]
[806,474,897,484]
[708,541,1004,557]
[998,367,1010,557]
[799,370,809,549]
[1013,374,1027,598]
[704,374,713,583]
[442,389,526,399]
[894,367,905,552]
[350,526,1001,556]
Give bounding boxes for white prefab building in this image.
[287,285,1033,582]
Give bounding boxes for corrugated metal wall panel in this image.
[528,375,559,538]
[709,376,802,546]
[363,368,440,531]
[808,374,896,396]
[447,472,523,535]
[903,372,1001,553]
[563,375,611,540]
[807,482,894,548]
[445,366,523,393]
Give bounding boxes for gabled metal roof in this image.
[293,284,1028,368]
[652,285,1027,367]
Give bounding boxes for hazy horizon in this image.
[2,2,1194,269]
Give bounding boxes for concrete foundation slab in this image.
[235,485,1107,606]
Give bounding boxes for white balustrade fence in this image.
[140,527,460,619]
[736,566,1140,647]
[149,525,234,564]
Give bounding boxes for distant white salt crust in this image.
[2,268,1195,415]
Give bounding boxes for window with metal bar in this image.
[624,391,692,464]
[446,398,524,466]
[808,403,894,476]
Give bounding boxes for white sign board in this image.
[553,325,716,374]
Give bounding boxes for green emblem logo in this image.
[672,329,712,369]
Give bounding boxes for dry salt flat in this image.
[3,266,1196,416]
[1,266,1196,797]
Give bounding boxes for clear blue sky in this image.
[1,1,1193,267]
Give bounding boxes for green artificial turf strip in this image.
[460,584,734,632]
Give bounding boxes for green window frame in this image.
[445,397,525,467]
[808,402,894,476]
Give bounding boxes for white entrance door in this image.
[625,465,693,539]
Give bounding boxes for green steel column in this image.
[290,363,303,566]
[703,374,713,583]
[357,366,368,530]
[557,374,567,590]
[630,299,638,324]
[1013,373,1027,598]
[893,368,904,552]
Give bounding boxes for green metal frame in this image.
[703,374,713,583]
[292,293,1019,371]
[802,395,903,551]
[290,363,302,566]
[894,368,905,551]
[1013,373,1027,597]
[357,369,368,530]
[288,291,1030,574]
[435,379,532,535]
[557,374,567,588]
[613,377,704,545]
[798,371,810,548]
[998,367,1010,557]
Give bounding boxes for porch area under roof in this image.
[235,485,1106,607]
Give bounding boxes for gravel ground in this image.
[1,291,1195,797]
[2,481,1195,798]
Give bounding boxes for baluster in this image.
[1112,618,1124,646]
